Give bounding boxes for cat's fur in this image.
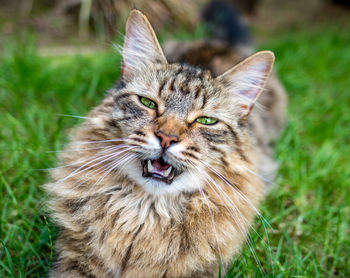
[46,9,286,278]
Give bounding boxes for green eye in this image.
[196,117,218,125]
[140,96,157,110]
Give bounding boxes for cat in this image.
[46,7,287,278]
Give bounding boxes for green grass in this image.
[1,27,349,277]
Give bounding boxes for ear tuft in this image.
[122,10,167,81]
[217,50,275,118]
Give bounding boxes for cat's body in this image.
[46,9,286,278]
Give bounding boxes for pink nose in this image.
[155,131,178,149]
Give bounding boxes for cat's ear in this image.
[122,10,167,81]
[217,51,275,118]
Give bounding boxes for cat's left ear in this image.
[122,10,167,81]
[217,51,275,118]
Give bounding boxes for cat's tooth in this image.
[166,170,175,183]
[164,166,172,177]
[147,160,154,172]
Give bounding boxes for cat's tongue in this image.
[152,158,171,171]
[147,158,173,178]
[142,157,177,184]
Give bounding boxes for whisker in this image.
[207,178,266,277]
[241,164,275,186]
[86,153,138,193]
[46,144,131,154]
[203,162,272,239]
[80,148,135,183]
[69,138,128,146]
[43,145,130,171]
[71,148,140,194]
[202,169,264,241]
[191,162,267,277]
[56,146,137,184]
[56,114,93,120]
[188,169,225,275]
[202,161,269,225]
[206,163,274,273]
[85,153,141,196]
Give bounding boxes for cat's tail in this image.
[201,0,252,48]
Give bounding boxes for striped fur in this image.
[46,10,287,278]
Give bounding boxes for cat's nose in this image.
[155,130,178,149]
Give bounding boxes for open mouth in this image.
[142,157,178,184]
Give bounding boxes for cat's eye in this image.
[139,96,157,110]
[196,117,218,125]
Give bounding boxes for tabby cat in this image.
[46,8,286,278]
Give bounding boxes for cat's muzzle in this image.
[141,157,179,184]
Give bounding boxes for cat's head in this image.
[87,10,274,195]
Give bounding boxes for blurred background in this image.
[1,0,350,277]
[1,0,350,51]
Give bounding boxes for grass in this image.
[1,26,349,277]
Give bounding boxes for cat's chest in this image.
[91,190,240,268]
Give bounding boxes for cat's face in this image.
[87,10,274,195]
[108,64,240,195]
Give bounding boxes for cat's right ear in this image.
[121,10,167,81]
[216,51,275,119]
